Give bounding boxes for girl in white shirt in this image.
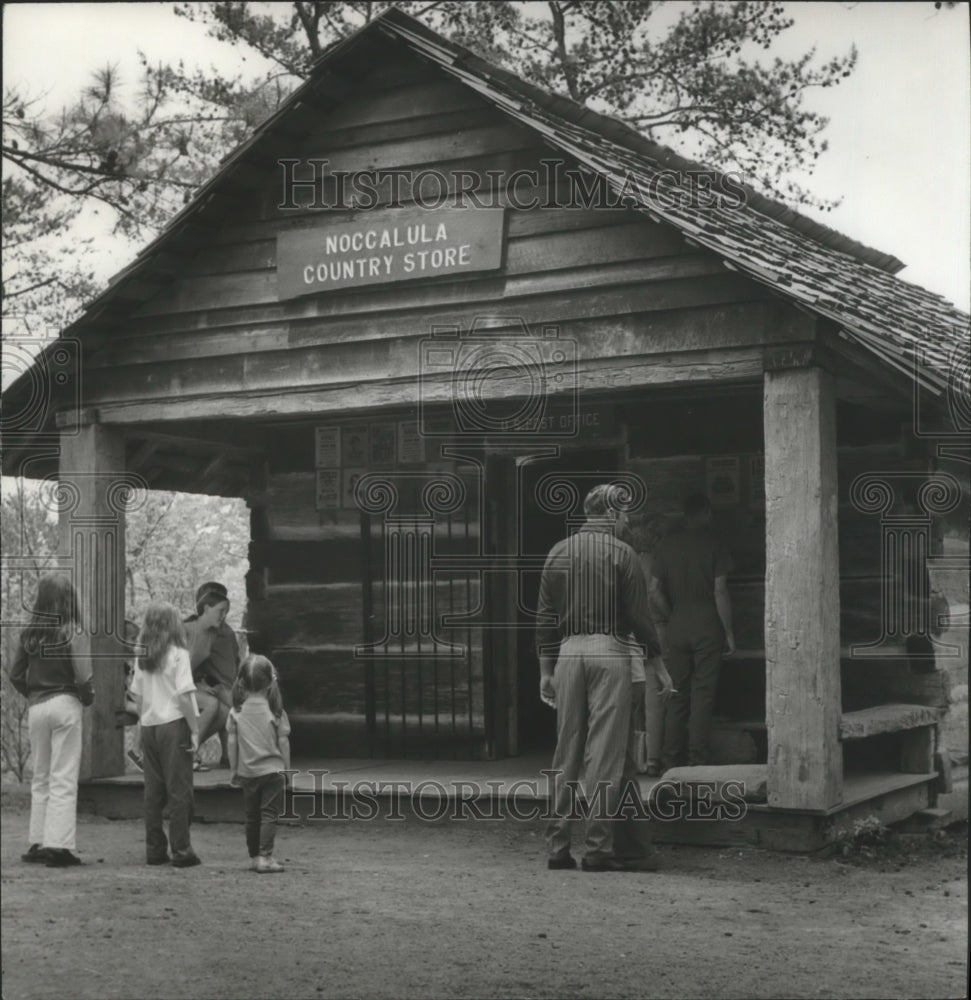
[130,603,201,868]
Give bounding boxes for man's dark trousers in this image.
[662,605,723,768]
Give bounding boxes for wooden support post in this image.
[764,365,842,810]
[58,423,132,779]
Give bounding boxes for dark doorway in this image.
[515,447,620,753]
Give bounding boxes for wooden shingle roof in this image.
[377,10,967,396]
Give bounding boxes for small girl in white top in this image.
[130,603,201,868]
[227,655,291,873]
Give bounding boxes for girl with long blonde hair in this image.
[130,602,202,867]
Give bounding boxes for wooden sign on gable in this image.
[277,207,505,299]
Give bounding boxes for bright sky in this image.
[2,0,970,311]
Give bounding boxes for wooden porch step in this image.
[659,764,768,803]
[839,703,942,740]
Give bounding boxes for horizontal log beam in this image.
[83,301,808,410]
[84,345,770,426]
[99,274,768,375]
[839,703,942,740]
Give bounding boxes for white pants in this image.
[28,695,83,850]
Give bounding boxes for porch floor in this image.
[80,754,938,852]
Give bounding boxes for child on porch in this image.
[130,603,201,867]
[227,654,291,874]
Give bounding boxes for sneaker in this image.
[45,849,82,867]
[255,855,284,874]
[547,854,577,870]
[146,855,171,866]
[127,749,144,771]
[171,852,202,868]
[249,857,260,871]
[21,844,50,864]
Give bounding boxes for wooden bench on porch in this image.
[839,702,943,774]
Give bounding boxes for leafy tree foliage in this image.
[0,479,248,777]
[123,491,249,615]
[1,172,100,335]
[166,1,862,208]
[3,1,867,329]
[0,480,248,631]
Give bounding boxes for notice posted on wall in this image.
[370,423,396,466]
[397,421,425,464]
[314,426,341,468]
[341,426,369,467]
[315,469,340,511]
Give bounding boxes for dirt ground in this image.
[1,786,967,1000]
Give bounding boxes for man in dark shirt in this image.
[536,483,669,873]
[650,493,735,771]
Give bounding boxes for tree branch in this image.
[547,1,581,102]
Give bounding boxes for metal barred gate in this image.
[358,467,488,758]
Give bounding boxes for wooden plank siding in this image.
[77,51,784,424]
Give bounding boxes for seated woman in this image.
[183,582,239,771]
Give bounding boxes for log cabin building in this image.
[3,9,968,846]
